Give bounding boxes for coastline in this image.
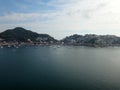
[1,41,120,48]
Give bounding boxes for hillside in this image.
[62,34,120,47]
[1,27,120,47]
[0,27,57,43]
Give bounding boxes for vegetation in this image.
[1,27,120,47]
[0,27,57,43]
[62,34,120,47]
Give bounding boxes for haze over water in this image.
[0,46,120,90]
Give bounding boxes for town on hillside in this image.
[1,27,120,48]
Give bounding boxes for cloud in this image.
[0,0,120,39]
[0,12,60,23]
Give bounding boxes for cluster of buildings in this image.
[0,38,61,48]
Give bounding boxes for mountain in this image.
[62,34,120,47]
[1,27,120,47]
[0,27,57,43]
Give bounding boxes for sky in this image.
[0,0,120,39]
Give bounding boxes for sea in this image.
[0,46,120,90]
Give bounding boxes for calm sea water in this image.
[0,46,120,90]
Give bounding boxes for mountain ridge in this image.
[1,27,120,47]
[0,27,57,43]
[62,34,120,47]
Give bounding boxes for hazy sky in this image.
[0,0,120,39]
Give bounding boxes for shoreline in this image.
[1,42,120,48]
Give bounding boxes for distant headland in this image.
[0,27,120,48]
